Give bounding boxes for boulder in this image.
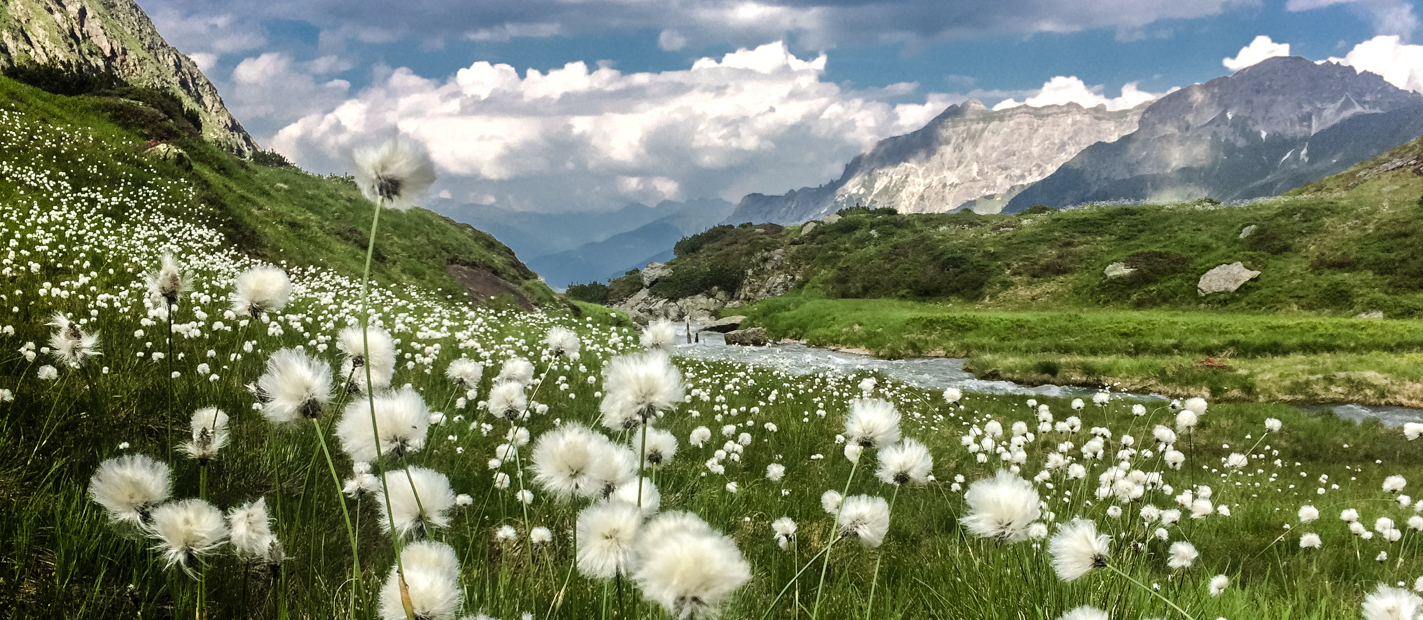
[641,262,673,287]
[1103,262,1136,278]
[1197,262,1260,296]
[143,143,191,170]
[823,213,841,224]
[801,221,818,235]
[677,294,721,321]
[1239,224,1256,239]
[703,315,747,333]
[1356,310,1385,319]
[724,327,768,346]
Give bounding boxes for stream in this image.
[672,328,1423,427]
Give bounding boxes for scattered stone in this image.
[1239,224,1256,239]
[1356,310,1385,319]
[724,327,768,346]
[641,262,673,287]
[274,183,289,190]
[1197,262,1260,296]
[1103,262,1136,278]
[801,221,818,235]
[703,316,747,333]
[143,143,190,170]
[824,213,842,224]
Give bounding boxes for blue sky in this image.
[140,0,1423,214]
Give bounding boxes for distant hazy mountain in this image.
[432,201,680,260]
[727,100,1144,224]
[528,199,735,289]
[1004,57,1423,212]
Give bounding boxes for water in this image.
[673,328,1423,426]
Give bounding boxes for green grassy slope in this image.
[0,74,556,308]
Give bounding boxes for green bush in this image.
[251,149,296,168]
[566,281,611,304]
[2,60,123,96]
[650,261,745,300]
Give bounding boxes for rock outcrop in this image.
[0,0,260,156]
[1197,262,1260,296]
[615,251,798,325]
[728,100,1144,224]
[724,327,768,346]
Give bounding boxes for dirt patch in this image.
[446,264,534,310]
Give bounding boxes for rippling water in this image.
[672,328,1423,426]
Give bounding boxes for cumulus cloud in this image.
[223,53,353,140]
[268,42,960,211]
[142,0,1255,54]
[991,76,1164,112]
[1286,0,1418,41]
[1223,35,1291,71]
[1328,35,1423,92]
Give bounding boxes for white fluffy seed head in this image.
[532,423,614,499]
[611,477,661,514]
[1183,397,1208,416]
[1050,519,1110,582]
[600,350,685,430]
[641,319,677,351]
[337,326,397,393]
[495,357,535,386]
[1363,585,1423,620]
[546,326,581,357]
[183,407,229,461]
[379,541,462,620]
[1058,607,1109,620]
[231,265,291,317]
[353,137,438,210]
[838,495,891,547]
[376,467,456,539]
[48,312,100,367]
[253,348,334,424]
[227,497,279,563]
[145,252,187,306]
[844,399,901,449]
[89,454,172,526]
[576,501,643,579]
[632,426,679,467]
[336,387,431,462]
[487,380,529,422]
[633,511,751,620]
[445,358,484,387]
[876,438,933,486]
[1167,541,1198,569]
[962,469,1041,542]
[148,499,228,575]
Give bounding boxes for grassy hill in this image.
[0,72,557,309]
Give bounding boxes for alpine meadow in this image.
[6,2,1423,620]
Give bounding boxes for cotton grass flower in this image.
[1385,475,1408,493]
[1183,397,1208,415]
[1049,519,1110,582]
[642,319,676,351]
[487,381,529,421]
[943,387,962,403]
[183,407,229,462]
[228,497,283,568]
[1299,505,1319,523]
[145,252,187,306]
[377,467,456,539]
[837,495,891,547]
[772,517,797,550]
[821,490,843,514]
[1168,541,1198,569]
[252,348,333,423]
[445,358,483,387]
[1300,533,1322,548]
[546,326,581,357]
[612,477,661,514]
[148,499,228,575]
[600,350,685,430]
[633,511,751,619]
[89,454,171,525]
[336,387,431,462]
[532,423,614,499]
[231,265,291,317]
[378,541,462,620]
[47,312,100,368]
[495,357,535,386]
[353,137,437,210]
[1362,585,1423,620]
[338,326,397,393]
[632,426,679,466]
[876,438,933,485]
[576,501,643,579]
[1058,607,1108,620]
[962,470,1041,542]
[844,399,901,449]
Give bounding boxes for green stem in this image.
[810,454,860,620]
[759,543,835,620]
[360,197,412,620]
[864,485,899,620]
[1104,563,1198,620]
[312,417,364,613]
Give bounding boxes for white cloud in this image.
[1223,35,1291,71]
[991,76,1164,112]
[1286,0,1418,41]
[269,42,956,211]
[1328,35,1423,92]
[224,53,353,140]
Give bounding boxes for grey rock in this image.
[1103,262,1137,278]
[641,262,673,287]
[143,143,190,170]
[823,213,841,224]
[703,315,747,333]
[724,327,768,346]
[801,221,818,235]
[677,294,721,321]
[1239,224,1256,239]
[1356,310,1385,319]
[1197,262,1261,296]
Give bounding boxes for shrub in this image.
[251,149,296,168]
[2,60,123,96]
[566,281,611,304]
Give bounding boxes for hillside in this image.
[728,99,1143,224]
[0,0,260,156]
[0,73,557,308]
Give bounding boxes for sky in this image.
[137,0,1423,214]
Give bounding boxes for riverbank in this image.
[740,292,1423,406]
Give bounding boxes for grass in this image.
[740,291,1423,406]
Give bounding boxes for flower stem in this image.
[1104,563,1197,620]
[312,417,364,613]
[863,485,899,620]
[810,455,860,620]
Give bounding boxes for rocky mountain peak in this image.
[0,0,260,156]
